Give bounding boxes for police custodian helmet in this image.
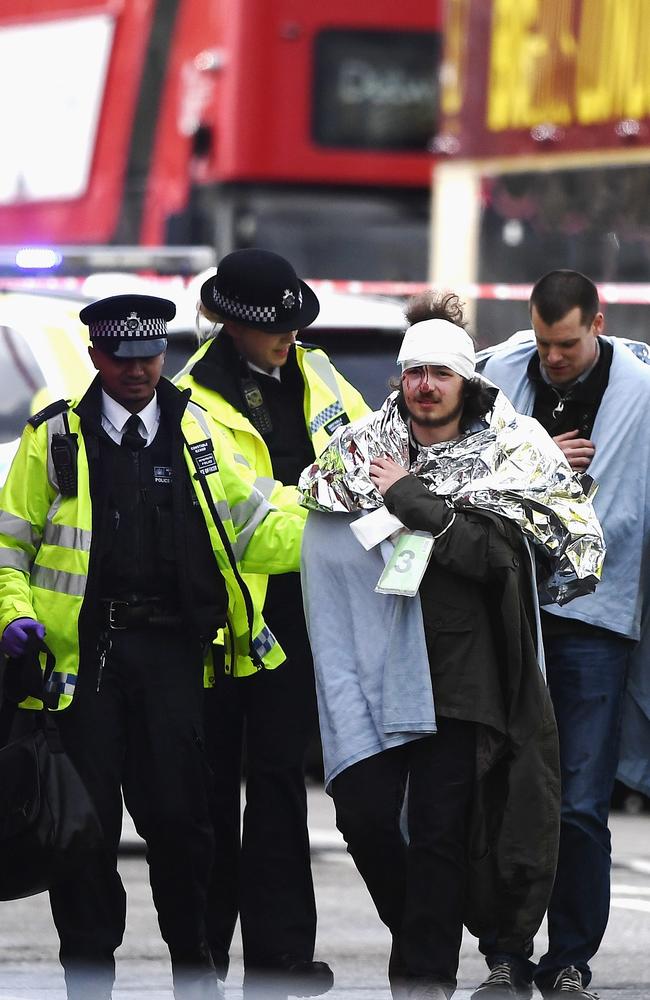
[200,249,320,335]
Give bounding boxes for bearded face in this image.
[400,364,465,437]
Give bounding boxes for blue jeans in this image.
[535,632,629,987]
[480,631,629,989]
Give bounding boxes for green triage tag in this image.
[375,530,434,597]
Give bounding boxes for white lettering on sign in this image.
[337,60,436,108]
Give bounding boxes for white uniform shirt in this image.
[100,391,160,447]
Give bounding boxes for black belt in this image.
[100,598,182,630]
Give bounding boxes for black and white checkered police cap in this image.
[80,294,174,358]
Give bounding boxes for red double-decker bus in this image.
[0,0,442,280]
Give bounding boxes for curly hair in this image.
[392,291,495,428]
[460,377,497,428]
[404,291,468,329]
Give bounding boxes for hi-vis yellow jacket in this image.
[175,338,370,647]
[0,380,304,709]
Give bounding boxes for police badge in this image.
[125,312,143,335]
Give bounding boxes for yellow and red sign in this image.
[439,0,650,158]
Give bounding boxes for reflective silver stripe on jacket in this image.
[253,476,277,499]
[215,499,232,523]
[0,549,32,572]
[252,624,277,657]
[234,452,251,468]
[184,403,233,525]
[185,399,273,548]
[0,510,40,547]
[31,565,86,598]
[231,492,270,530]
[43,496,91,551]
[303,350,348,436]
[186,401,212,438]
[43,494,92,552]
[303,350,345,404]
[43,519,92,552]
[231,496,273,561]
[174,350,202,383]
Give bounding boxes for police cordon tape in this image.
[6,275,650,304]
[310,280,650,304]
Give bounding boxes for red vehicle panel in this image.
[143,0,442,245]
[1,0,442,279]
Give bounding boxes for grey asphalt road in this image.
[1,785,649,999]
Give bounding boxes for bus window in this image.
[474,164,650,345]
[479,166,650,286]
[312,29,440,150]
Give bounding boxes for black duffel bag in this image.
[0,637,103,900]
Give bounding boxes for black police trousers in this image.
[49,626,219,1000]
[203,572,319,977]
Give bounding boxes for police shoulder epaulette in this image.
[296,341,321,352]
[27,399,71,429]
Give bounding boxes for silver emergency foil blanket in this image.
[299,388,605,606]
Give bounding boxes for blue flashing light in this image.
[15,248,63,270]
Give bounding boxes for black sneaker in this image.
[540,966,599,998]
[471,961,533,999]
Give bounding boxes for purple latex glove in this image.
[1,618,46,657]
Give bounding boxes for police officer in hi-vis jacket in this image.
[175,250,369,999]
[0,294,304,1000]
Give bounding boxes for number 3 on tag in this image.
[375,530,434,597]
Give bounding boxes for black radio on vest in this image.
[241,376,273,437]
[50,433,78,497]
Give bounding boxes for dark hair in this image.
[404,291,468,329]
[529,270,600,327]
[460,377,497,428]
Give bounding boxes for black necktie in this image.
[121,414,146,450]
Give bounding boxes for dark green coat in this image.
[385,475,560,955]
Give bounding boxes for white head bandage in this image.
[397,319,476,380]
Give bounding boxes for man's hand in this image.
[0,619,46,658]
[369,456,410,496]
[553,429,596,472]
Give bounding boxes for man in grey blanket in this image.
[477,270,650,1000]
[299,293,605,1000]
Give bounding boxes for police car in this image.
[0,289,94,485]
[0,279,406,487]
[0,248,220,487]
